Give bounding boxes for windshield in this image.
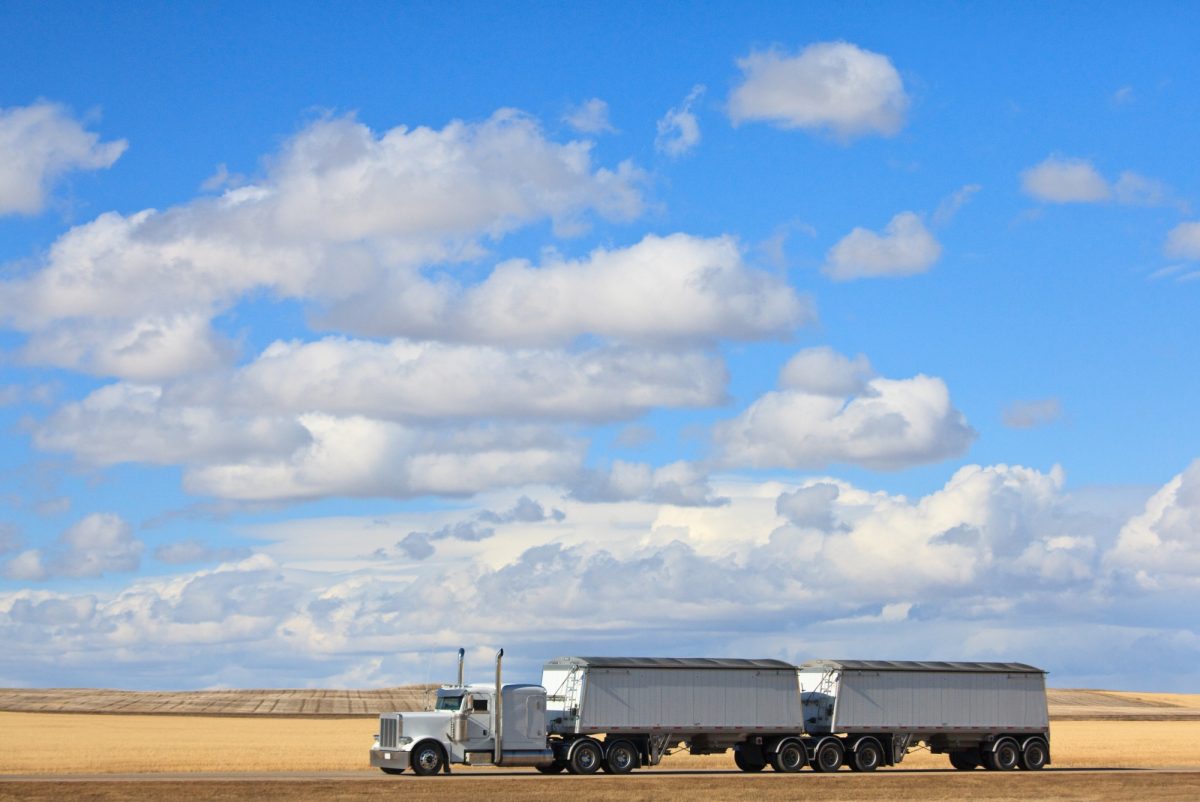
[434,694,463,711]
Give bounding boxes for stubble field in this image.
[2,687,1199,801]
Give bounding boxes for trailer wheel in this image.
[734,747,766,772]
[848,739,882,772]
[770,742,806,773]
[984,738,1019,771]
[949,750,979,770]
[603,741,639,774]
[1019,738,1048,770]
[812,739,844,773]
[535,761,565,774]
[410,741,445,776]
[567,739,603,774]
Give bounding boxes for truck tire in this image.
[603,741,639,774]
[410,741,445,776]
[848,738,882,772]
[984,738,1019,771]
[380,767,405,775]
[812,739,844,773]
[1020,738,1048,770]
[949,750,979,770]
[734,747,766,772]
[770,741,806,772]
[535,761,565,774]
[567,739,603,774]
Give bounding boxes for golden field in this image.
[1,712,1199,774]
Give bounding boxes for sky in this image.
[0,1,1198,692]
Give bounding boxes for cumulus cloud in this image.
[224,338,728,422]
[1021,156,1177,207]
[0,101,127,215]
[717,348,975,470]
[1002,397,1063,429]
[823,212,941,281]
[155,540,252,565]
[8,462,1194,690]
[571,460,726,507]
[778,346,873,396]
[1165,222,1200,260]
[932,183,982,227]
[728,42,909,138]
[183,417,584,502]
[564,98,616,134]
[386,496,564,561]
[0,110,647,380]
[2,513,142,581]
[1105,460,1200,590]
[324,232,813,345]
[655,85,705,158]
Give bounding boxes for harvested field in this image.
[2,713,1199,774]
[4,685,1199,718]
[4,772,1200,802]
[0,686,436,717]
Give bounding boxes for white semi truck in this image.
[369,650,1050,776]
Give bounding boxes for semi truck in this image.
[368,650,1050,776]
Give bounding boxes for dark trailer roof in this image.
[800,659,1045,674]
[544,657,795,670]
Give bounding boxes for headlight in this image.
[398,737,412,747]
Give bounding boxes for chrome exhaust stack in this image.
[457,647,465,687]
[494,648,504,765]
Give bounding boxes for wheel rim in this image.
[417,748,439,771]
[577,747,598,770]
[1025,744,1045,767]
[613,747,633,770]
[998,744,1018,769]
[781,746,803,770]
[820,746,839,769]
[860,745,878,769]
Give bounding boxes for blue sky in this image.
[1,2,1198,691]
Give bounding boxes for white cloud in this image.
[0,110,647,379]
[728,42,909,138]
[778,346,873,396]
[1021,156,1178,208]
[1002,397,1063,429]
[655,85,705,158]
[717,351,975,470]
[227,338,726,422]
[0,101,127,215]
[932,184,981,227]
[8,463,1192,690]
[564,98,616,134]
[1021,156,1110,203]
[327,233,814,344]
[183,416,584,502]
[823,212,941,280]
[154,540,251,565]
[1105,460,1200,590]
[571,460,726,506]
[1,513,142,581]
[1165,222,1200,260]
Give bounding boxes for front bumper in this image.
[370,746,412,771]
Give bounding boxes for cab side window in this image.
[473,697,489,713]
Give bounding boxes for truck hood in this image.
[395,711,453,742]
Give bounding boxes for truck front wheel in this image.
[567,739,603,774]
[410,741,445,776]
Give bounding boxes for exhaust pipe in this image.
[457,647,465,687]
[494,648,504,765]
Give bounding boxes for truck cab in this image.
[370,682,552,775]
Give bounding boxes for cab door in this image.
[465,693,493,747]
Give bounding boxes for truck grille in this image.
[379,715,402,748]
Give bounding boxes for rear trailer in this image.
[797,659,1051,772]
[541,656,805,770]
